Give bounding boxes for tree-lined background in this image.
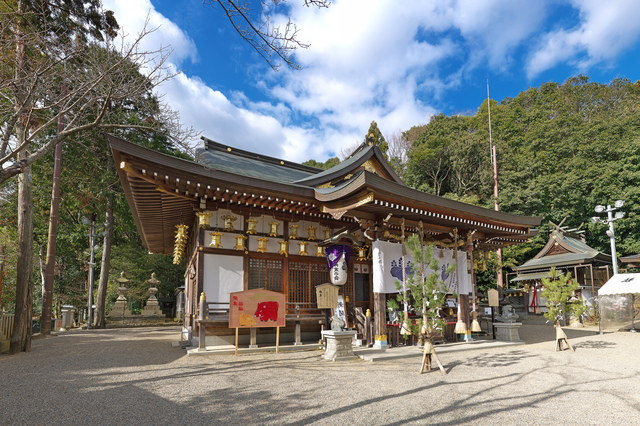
[1,1,639,354]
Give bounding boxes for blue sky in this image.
[103,0,640,163]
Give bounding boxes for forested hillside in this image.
[403,76,640,268]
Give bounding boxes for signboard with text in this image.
[229,289,286,328]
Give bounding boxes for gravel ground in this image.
[1,323,639,425]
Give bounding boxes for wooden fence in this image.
[1,312,15,353]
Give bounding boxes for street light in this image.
[591,200,625,275]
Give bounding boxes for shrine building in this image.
[109,134,542,346]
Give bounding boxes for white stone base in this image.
[321,330,358,361]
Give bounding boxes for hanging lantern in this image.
[209,231,223,248]
[278,240,289,257]
[356,245,368,261]
[269,221,280,237]
[297,241,309,256]
[315,244,325,257]
[324,228,331,240]
[246,218,258,234]
[306,225,317,240]
[289,223,299,239]
[173,224,189,264]
[233,234,247,251]
[326,245,350,285]
[222,215,237,231]
[256,237,269,253]
[195,211,210,228]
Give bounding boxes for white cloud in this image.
[102,0,640,165]
[526,0,640,78]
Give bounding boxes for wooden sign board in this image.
[488,289,499,307]
[316,283,339,309]
[229,289,286,328]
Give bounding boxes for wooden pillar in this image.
[249,328,258,348]
[460,293,470,329]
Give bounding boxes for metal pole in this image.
[607,207,618,275]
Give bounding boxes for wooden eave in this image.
[315,171,541,247]
[109,135,332,254]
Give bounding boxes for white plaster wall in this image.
[203,253,244,303]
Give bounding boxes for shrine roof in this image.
[196,136,320,184]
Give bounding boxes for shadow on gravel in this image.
[519,324,599,344]
[461,349,534,368]
[574,340,617,349]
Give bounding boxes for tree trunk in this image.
[10,128,34,354]
[42,139,63,335]
[95,157,114,329]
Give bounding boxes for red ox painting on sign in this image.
[255,301,279,322]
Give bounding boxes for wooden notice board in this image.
[316,283,339,309]
[488,289,499,307]
[229,289,286,328]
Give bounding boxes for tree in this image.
[387,233,456,343]
[540,267,584,326]
[202,0,330,71]
[2,2,194,353]
[363,120,389,153]
[302,157,339,170]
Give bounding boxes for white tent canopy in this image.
[598,273,640,295]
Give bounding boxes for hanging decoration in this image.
[269,221,280,237]
[315,244,325,257]
[246,218,258,234]
[324,228,331,240]
[209,231,223,248]
[256,237,269,253]
[289,223,299,239]
[233,234,247,251]
[221,214,236,231]
[173,224,189,264]
[306,225,317,240]
[297,241,309,256]
[326,244,350,285]
[278,240,289,257]
[195,211,210,228]
[356,245,368,261]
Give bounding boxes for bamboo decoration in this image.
[419,340,447,375]
[453,228,467,334]
[471,310,482,332]
[555,324,575,352]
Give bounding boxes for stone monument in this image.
[494,305,522,342]
[108,272,132,319]
[142,273,164,318]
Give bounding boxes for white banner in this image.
[372,240,472,294]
